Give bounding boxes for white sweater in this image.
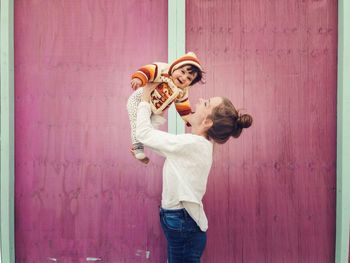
[136,102,213,231]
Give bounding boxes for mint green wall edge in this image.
[0,0,15,262]
[335,0,350,262]
[168,0,185,134]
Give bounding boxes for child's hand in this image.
[142,83,158,102]
[131,78,142,90]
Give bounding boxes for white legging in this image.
[127,88,144,145]
[126,88,166,145]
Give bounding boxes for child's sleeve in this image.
[131,64,158,86]
[174,95,192,127]
[131,62,168,86]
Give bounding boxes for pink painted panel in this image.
[186,1,337,262]
[15,1,167,262]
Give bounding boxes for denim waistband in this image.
[160,207,189,218]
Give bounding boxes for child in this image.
[127,52,204,164]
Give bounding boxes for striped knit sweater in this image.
[131,62,192,124]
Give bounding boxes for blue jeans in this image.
[160,208,207,263]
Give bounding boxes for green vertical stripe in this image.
[335,0,350,262]
[168,0,186,134]
[0,0,15,262]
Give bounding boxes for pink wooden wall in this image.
[14,0,337,263]
[15,1,168,262]
[186,0,337,262]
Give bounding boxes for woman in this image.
[136,83,252,263]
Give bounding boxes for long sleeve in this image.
[131,64,158,86]
[174,97,192,123]
[174,88,192,125]
[131,62,169,86]
[136,101,185,157]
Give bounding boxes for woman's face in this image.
[189,97,223,128]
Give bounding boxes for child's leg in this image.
[127,88,143,145]
[126,88,149,162]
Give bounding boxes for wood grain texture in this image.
[14,0,338,262]
[186,0,337,262]
[15,1,167,262]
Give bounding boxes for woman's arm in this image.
[136,84,186,156]
[136,102,187,157]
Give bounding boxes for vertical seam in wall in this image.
[168,0,186,134]
[0,0,15,262]
[335,0,350,262]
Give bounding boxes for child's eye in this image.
[187,77,192,81]
[182,70,185,74]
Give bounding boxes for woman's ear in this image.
[202,117,213,130]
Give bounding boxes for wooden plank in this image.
[186,1,337,262]
[14,1,168,262]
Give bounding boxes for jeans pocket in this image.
[162,213,183,231]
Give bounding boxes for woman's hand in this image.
[142,82,158,102]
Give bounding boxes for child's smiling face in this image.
[171,65,198,89]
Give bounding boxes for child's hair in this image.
[207,97,253,144]
[181,64,204,86]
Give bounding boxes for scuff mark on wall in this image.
[136,249,151,259]
[86,257,102,261]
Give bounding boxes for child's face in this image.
[171,66,198,89]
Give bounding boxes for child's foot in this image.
[138,156,150,164]
[131,144,150,164]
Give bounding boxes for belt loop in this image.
[183,208,187,220]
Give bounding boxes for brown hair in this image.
[179,64,204,86]
[207,97,253,144]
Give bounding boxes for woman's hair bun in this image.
[237,114,253,129]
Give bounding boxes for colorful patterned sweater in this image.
[131,62,192,124]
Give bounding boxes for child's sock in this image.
[132,143,149,164]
